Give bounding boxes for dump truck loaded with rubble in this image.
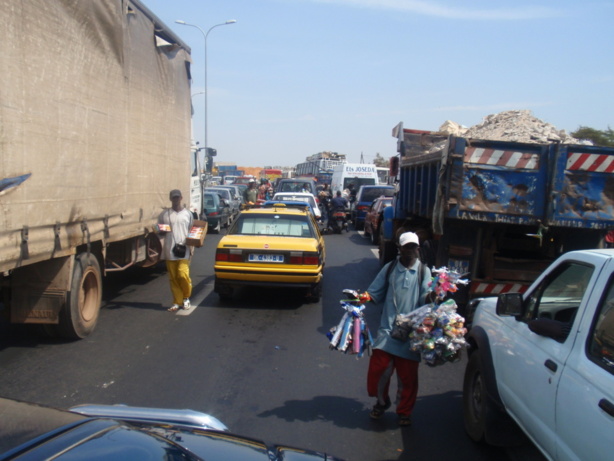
[380,111,614,305]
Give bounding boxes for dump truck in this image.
[380,122,614,305]
[0,0,196,338]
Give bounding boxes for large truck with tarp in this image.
[380,122,614,305]
[0,0,197,339]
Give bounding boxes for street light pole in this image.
[175,19,236,170]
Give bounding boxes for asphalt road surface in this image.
[0,228,545,461]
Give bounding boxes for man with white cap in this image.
[361,231,433,427]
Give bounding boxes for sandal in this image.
[369,397,391,420]
[398,415,412,426]
[167,304,180,312]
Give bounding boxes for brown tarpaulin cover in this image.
[0,0,193,271]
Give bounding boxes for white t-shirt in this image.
[159,208,193,260]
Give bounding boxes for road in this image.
[0,229,543,461]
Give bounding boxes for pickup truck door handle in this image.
[544,359,558,372]
[598,399,614,417]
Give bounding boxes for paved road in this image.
[0,229,543,461]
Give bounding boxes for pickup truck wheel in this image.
[58,253,102,340]
[463,352,491,442]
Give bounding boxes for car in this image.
[203,191,232,233]
[350,185,395,230]
[214,202,325,302]
[206,186,241,219]
[363,196,393,244]
[275,178,318,195]
[272,192,321,219]
[463,249,614,460]
[0,397,344,460]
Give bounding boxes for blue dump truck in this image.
[380,123,614,305]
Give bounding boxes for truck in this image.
[380,122,614,305]
[330,163,379,196]
[0,0,197,339]
[462,249,614,460]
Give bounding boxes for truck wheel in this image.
[463,352,491,442]
[58,253,102,339]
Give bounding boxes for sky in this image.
[142,0,614,168]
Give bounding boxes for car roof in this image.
[243,203,311,215]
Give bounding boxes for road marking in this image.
[175,293,207,316]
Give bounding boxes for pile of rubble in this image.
[439,110,589,144]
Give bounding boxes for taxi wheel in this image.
[306,281,321,303]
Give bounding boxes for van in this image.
[330,164,378,197]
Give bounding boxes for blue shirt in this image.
[367,259,432,360]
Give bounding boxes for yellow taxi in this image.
[214,202,325,302]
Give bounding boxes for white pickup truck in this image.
[463,249,614,461]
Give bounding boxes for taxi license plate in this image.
[249,254,284,263]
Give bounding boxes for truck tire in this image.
[58,253,102,339]
[463,351,490,442]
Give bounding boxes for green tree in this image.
[571,126,614,147]
[373,152,389,168]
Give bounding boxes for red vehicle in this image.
[363,196,393,244]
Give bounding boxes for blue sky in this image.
[142,0,614,167]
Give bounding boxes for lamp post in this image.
[175,19,236,169]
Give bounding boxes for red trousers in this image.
[367,349,419,416]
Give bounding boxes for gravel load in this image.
[439,110,589,144]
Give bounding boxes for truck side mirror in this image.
[496,292,523,316]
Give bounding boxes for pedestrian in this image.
[244,178,258,205]
[158,189,193,312]
[258,179,269,201]
[361,231,434,426]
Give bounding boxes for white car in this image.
[272,192,321,219]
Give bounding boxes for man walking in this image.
[158,189,193,312]
[362,232,433,426]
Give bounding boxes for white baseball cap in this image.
[399,232,419,247]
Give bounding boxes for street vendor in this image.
[361,231,434,427]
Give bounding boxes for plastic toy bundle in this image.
[406,299,468,367]
[327,290,373,358]
[430,267,469,302]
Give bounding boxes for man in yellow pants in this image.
[158,189,193,312]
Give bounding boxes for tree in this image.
[373,152,389,168]
[571,126,614,147]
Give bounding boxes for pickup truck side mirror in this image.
[496,292,523,316]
